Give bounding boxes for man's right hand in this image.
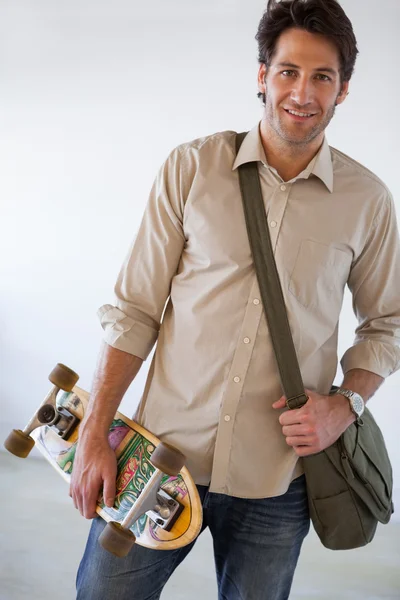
[69,430,117,519]
[69,343,143,518]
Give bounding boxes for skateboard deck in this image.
[30,385,202,551]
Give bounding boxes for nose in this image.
[290,76,314,107]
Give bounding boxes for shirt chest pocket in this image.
[288,240,352,312]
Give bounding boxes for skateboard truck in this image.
[21,387,79,442]
[37,404,79,440]
[147,488,184,531]
[99,442,186,557]
[4,364,81,458]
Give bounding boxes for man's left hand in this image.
[272,389,355,457]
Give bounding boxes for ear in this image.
[257,63,267,94]
[335,80,350,106]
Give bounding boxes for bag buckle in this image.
[286,394,309,410]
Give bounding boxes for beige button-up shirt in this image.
[98,123,400,498]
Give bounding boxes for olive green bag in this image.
[236,132,394,550]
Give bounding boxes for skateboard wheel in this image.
[150,442,186,476]
[49,364,79,392]
[99,521,136,557]
[4,429,35,458]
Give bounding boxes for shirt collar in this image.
[232,122,334,193]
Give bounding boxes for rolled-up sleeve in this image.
[98,147,187,360]
[341,190,400,377]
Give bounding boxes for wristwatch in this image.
[335,387,365,423]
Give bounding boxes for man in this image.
[73,0,400,598]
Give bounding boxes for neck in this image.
[259,118,323,182]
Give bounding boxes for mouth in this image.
[283,108,317,122]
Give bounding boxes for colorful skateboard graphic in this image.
[4,365,202,554]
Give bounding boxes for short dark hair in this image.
[256,0,359,104]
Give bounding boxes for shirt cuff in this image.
[340,339,400,379]
[97,304,159,360]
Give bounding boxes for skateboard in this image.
[4,364,202,557]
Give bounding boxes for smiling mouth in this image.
[284,108,317,119]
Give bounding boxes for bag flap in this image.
[341,407,393,500]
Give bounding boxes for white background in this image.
[1,0,399,508]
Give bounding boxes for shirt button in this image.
[224,415,231,422]
[270,221,277,228]
[253,298,260,305]
[233,376,241,383]
[243,337,250,344]
[280,185,286,191]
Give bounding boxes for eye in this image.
[315,74,331,81]
[281,70,296,77]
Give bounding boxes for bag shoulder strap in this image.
[235,132,308,409]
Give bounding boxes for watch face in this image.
[351,395,364,415]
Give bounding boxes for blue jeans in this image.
[76,475,310,600]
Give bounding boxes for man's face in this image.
[258,28,349,147]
